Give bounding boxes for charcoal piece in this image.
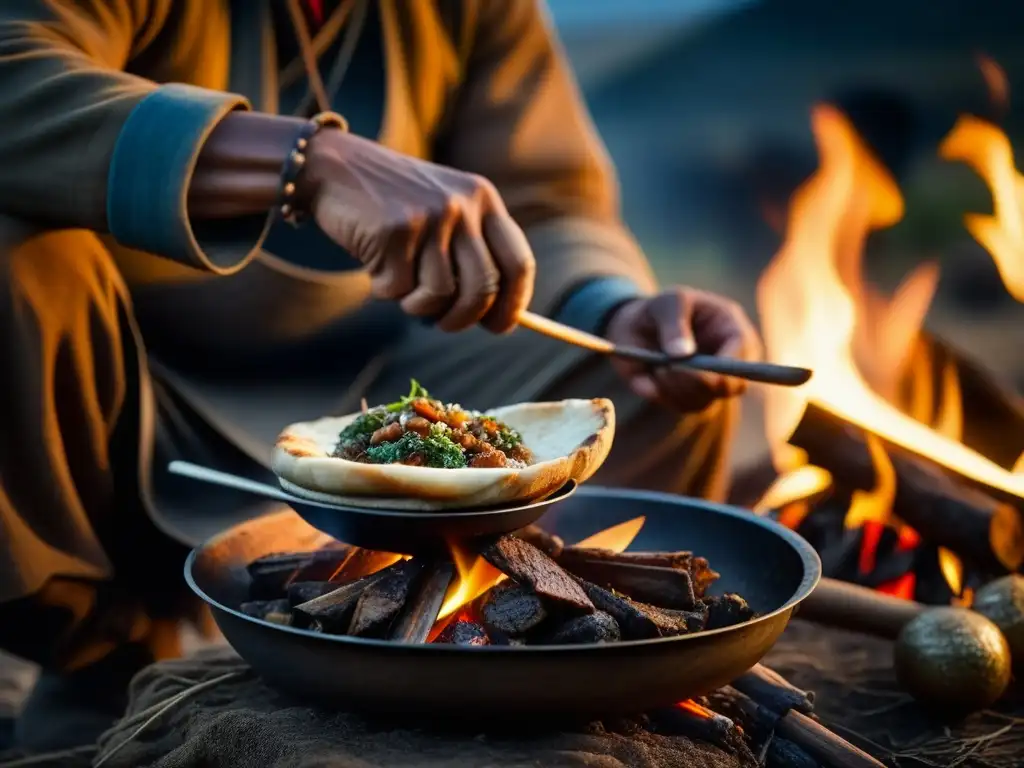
[239,599,293,626]
[732,663,814,715]
[662,604,709,632]
[348,560,425,638]
[390,561,455,643]
[650,705,745,754]
[247,547,352,599]
[479,536,594,615]
[334,548,404,583]
[480,582,548,637]
[293,571,386,633]
[434,620,490,646]
[286,581,338,607]
[766,738,818,768]
[577,579,686,639]
[704,593,755,630]
[559,548,720,596]
[560,558,696,610]
[543,611,620,645]
[513,525,564,558]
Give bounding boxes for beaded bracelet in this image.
[277,111,348,227]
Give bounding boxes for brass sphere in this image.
[895,607,1011,715]
[972,575,1024,670]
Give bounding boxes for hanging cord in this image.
[281,0,391,411]
[284,0,369,117]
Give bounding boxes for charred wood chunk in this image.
[513,525,564,558]
[731,664,814,716]
[577,579,686,639]
[293,571,386,633]
[479,536,594,615]
[390,561,455,644]
[240,598,293,626]
[662,604,709,633]
[559,548,720,597]
[560,558,696,610]
[650,705,745,755]
[480,581,548,637]
[286,581,339,607]
[704,593,755,630]
[766,738,819,768]
[348,559,426,638]
[247,547,352,599]
[434,620,490,646]
[543,611,620,645]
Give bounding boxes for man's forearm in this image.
[187,112,310,220]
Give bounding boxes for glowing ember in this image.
[676,699,715,719]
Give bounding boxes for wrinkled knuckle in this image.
[468,173,499,200]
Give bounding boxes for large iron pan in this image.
[186,486,821,722]
[169,460,576,553]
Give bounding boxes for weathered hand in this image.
[605,288,762,412]
[304,130,536,333]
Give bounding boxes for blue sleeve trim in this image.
[107,84,268,274]
[553,277,644,335]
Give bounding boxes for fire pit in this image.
[186,486,820,721]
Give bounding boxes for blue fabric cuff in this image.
[554,277,644,335]
[107,84,268,274]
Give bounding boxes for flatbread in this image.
[271,398,615,510]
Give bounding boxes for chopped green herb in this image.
[336,409,387,447]
[490,424,522,451]
[364,425,467,469]
[385,379,431,413]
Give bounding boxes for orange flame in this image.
[758,104,1024,503]
[940,114,1024,302]
[752,103,1024,599]
[436,517,646,621]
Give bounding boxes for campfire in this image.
[752,59,1024,605]
[239,517,754,646]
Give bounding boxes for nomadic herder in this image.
[0,0,760,749]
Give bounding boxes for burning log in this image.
[246,547,351,599]
[790,403,1024,574]
[480,581,548,638]
[513,524,564,558]
[293,572,386,632]
[434,620,490,646]
[558,547,720,597]
[576,579,696,639]
[348,560,425,638]
[478,536,594,615]
[240,598,293,626]
[704,594,756,630]
[390,562,455,644]
[557,558,697,610]
[542,611,621,645]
